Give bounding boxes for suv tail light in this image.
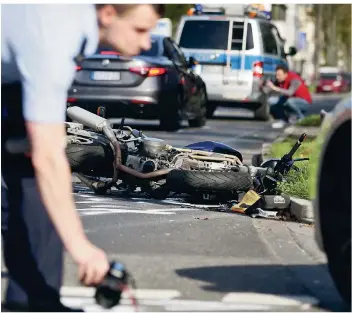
[129,67,167,77]
[253,61,264,78]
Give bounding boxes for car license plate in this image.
[322,85,332,91]
[91,71,121,81]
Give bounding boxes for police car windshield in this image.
[179,20,229,50]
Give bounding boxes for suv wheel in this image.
[254,100,270,121]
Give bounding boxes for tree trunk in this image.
[313,4,323,80]
[327,6,337,66]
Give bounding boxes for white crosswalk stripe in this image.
[60,287,319,312]
[73,188,211,216]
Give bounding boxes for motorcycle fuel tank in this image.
[184,141,243,162]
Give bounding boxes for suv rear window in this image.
[231,22,254,50]
[179,20,229,50]
[179,20,254,51]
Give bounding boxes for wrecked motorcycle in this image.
[65,106,308,202]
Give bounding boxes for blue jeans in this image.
[268,96,310,122]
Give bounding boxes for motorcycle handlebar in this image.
[287,133,307,159]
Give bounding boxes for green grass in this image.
[296,114,322,127]
[308,84,316,93]
[269,136,321,200]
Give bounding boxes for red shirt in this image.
[279,72,312,104]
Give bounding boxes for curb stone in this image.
[258,125,318,224]
[284,125,320,138]
[290,197,314,224]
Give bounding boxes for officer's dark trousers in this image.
[2,84,64,310]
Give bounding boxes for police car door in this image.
[222,18,257,101]
[176,17,230,101]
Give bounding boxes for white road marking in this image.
[161,200,222,208]
[77,207,196,216]
[61,286,180,300]
[221,292,319,306]
[162,300,271,311]
[77,208,174,216]
[60,286,319,312]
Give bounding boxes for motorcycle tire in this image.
[166,170,253,194]
[66,141,114,176]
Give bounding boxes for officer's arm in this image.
[11,5,96,255]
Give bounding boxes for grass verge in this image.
[269,136,321,200]
[296,114,322,127]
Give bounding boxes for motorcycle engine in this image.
[140,137,167,158]
[124,138,167,173]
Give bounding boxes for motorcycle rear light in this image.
[253,61,264,77]
[76,66,82,71]
[129,67,167,77]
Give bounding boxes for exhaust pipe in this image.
[67,106,111,132]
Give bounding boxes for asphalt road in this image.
[2,94,349,311]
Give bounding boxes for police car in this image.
[175,4,297,120]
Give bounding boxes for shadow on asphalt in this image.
[209,115,256,122]
[108,114,259,132]
[176,264,349,312]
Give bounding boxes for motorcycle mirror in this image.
[97,106,106,118]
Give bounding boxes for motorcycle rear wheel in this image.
[66,141,114,177]
[166,170,253,194]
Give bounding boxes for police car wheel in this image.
[254,101,270,121]
[206,102,217,118]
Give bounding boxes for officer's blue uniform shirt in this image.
[1,4,99,123]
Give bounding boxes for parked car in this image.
[174,12,297,120]
[315,72,351,93]
[313,95,351,306]
[67,34,208,131]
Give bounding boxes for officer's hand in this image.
[73,241,110,286]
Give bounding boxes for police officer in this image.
[1,4,164,311]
